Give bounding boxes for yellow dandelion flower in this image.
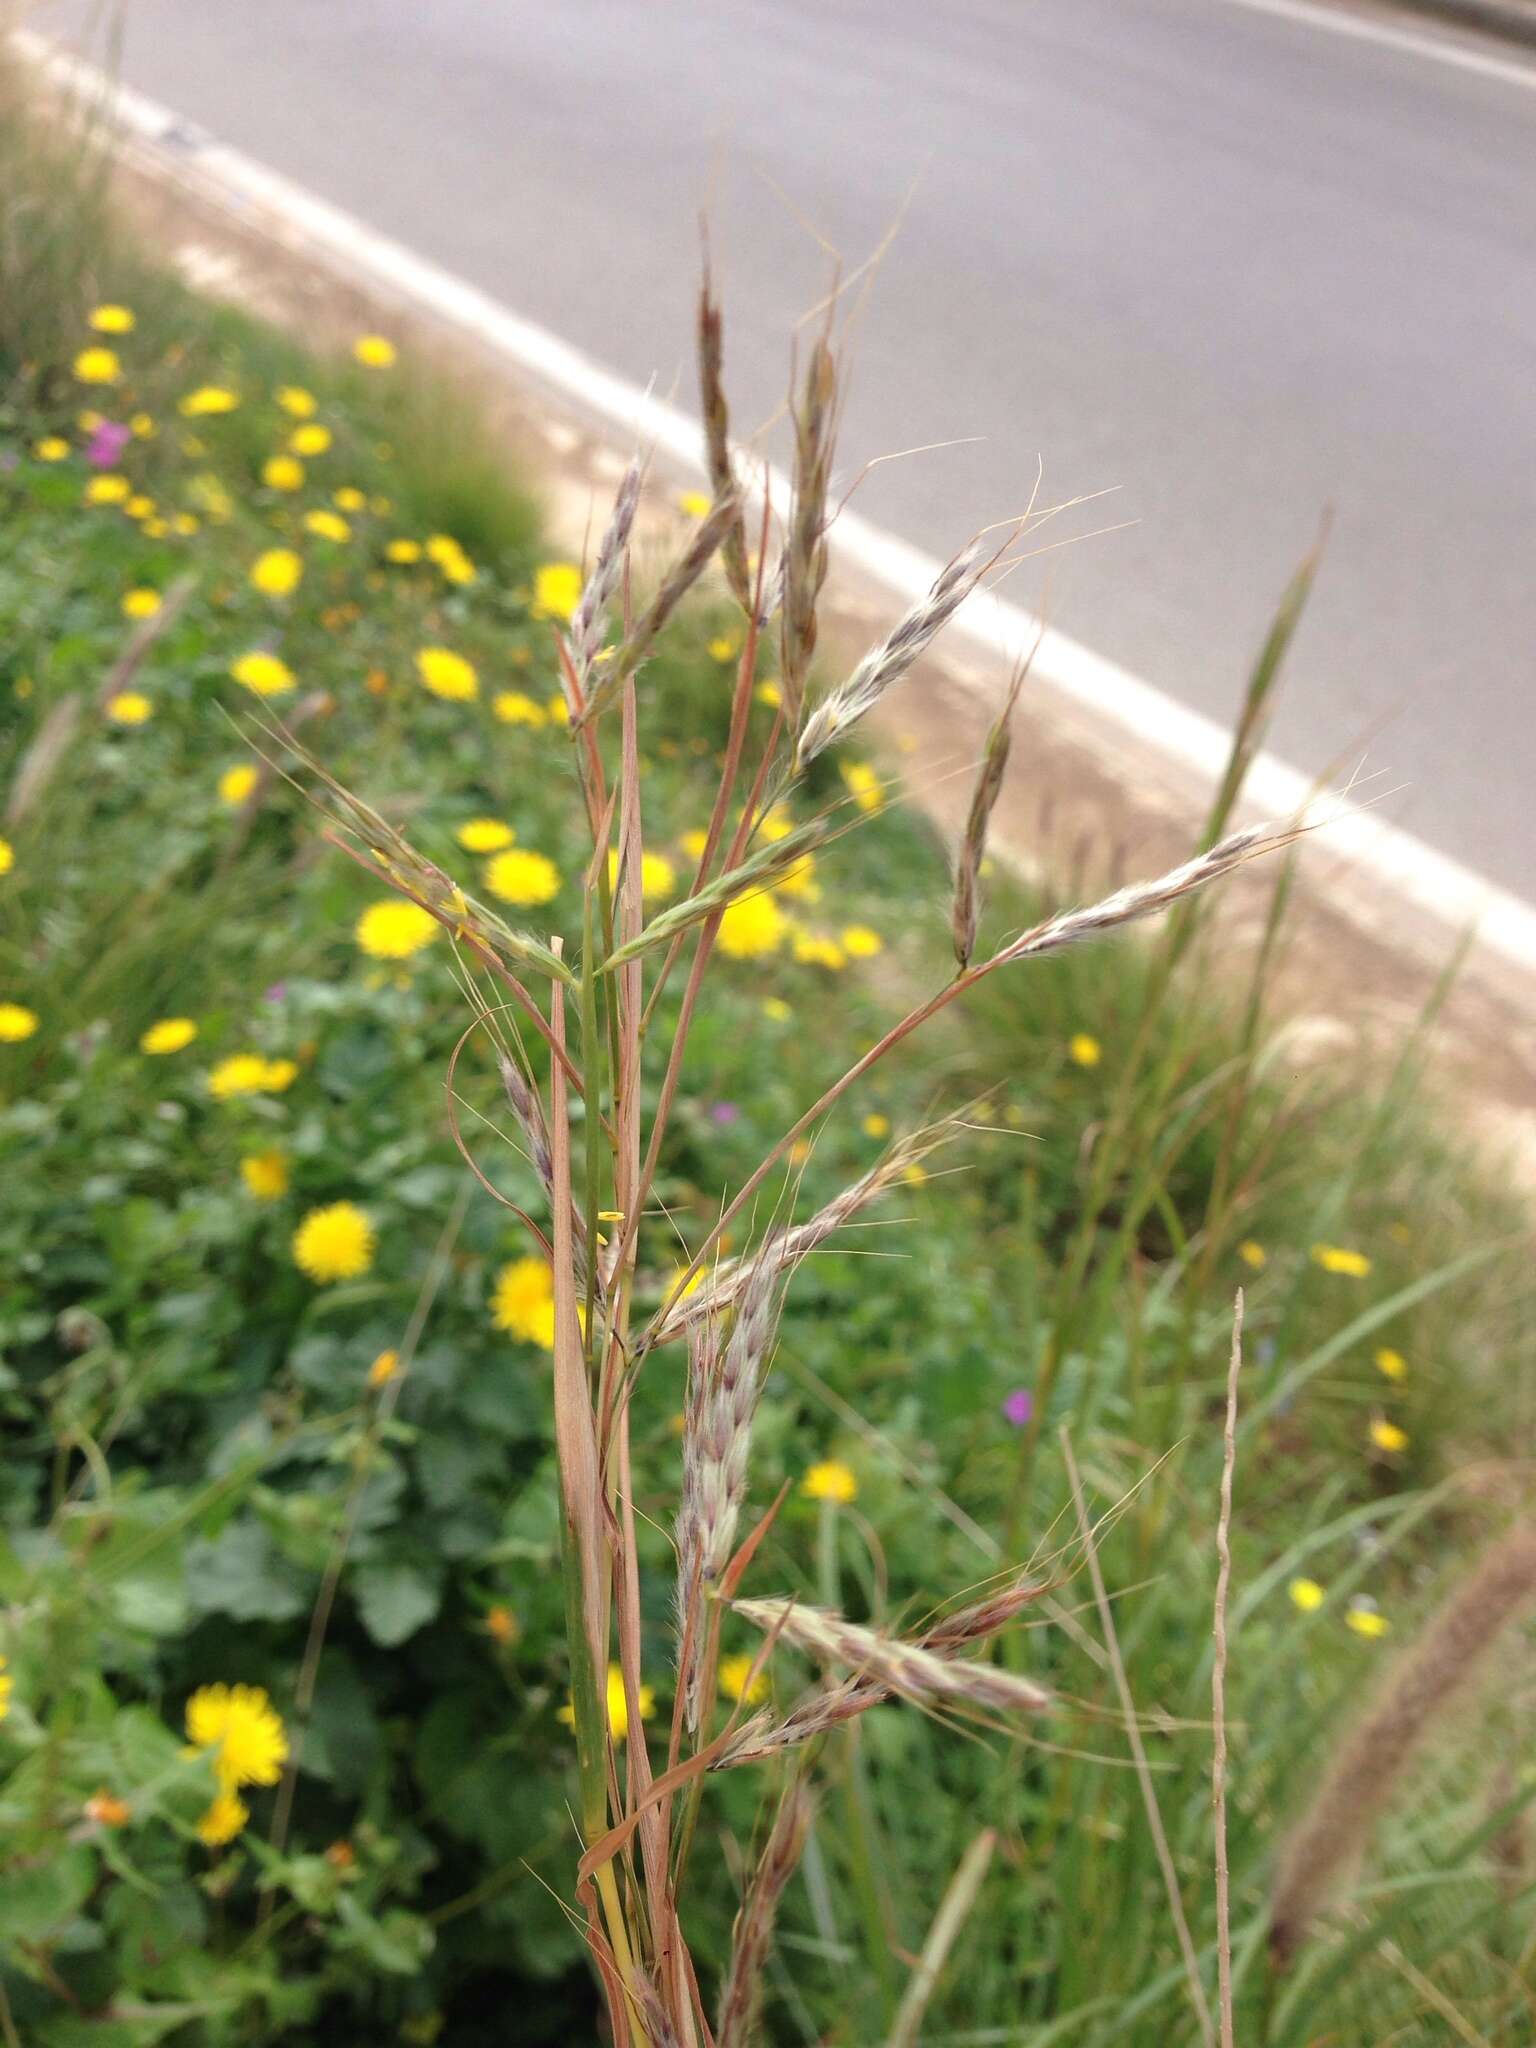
[130,413,155,439]
[840,760,884,815]
[788,1138,812,1167]
[457,818,515,853]
[415,647,478,702]
[1374,1347,1408,1383]
[485,1605,518,1645]
[485,848,560,907]
[262,454,305,492]
[0,1657,12,1720]
[861,1112,890,1139]
[305,509,351,543]
[121,588,162,620]
[679,828,710,861]
[178,386,239,416]
[491,689,546,727]
[0,1004,39,1043]
[707,634,739,663]
[678,489,712,519]
[240,1151,290,1201]
[367,1349,400,1389]
[1369,1418,1408,1455]
[491,1256,557,1348]
[0,838,12,877]
[1346,1604,1390,1639]
[546,694,570,725]
[793,931,846,970]
[333,486,366,512]
[208,1053,279,1100]
[1312,1243,1371,1278]
[386,538,423,564]
[250,548,303,597]
[606,850,676,900]
[124,494,156,521]
[1238,1240,1267,1270]
[718,1653,767,1705]
[292,1202,375,1284]
[196,1790,250,1846]
[85,474,130,505]
[34,436,70,461]
[289,422,332,456]
[757,680,783,709]
[802,1459,858,1504]
[841,924,883,959]
[230,650,296,697]
[901,1162,928,1187]
[186,1682,288,1789]
[106,691,152,725]
[353,334,397,368]
[172,512,200,536]
[219,763,259,806]
[142,518,168,538]
[276,385,316,417]
[533,562,582,622]
[88,304,135,333]
[559,1664,654,1741]
[1069,1033,1102,1069]
[762,996,791,1022]
[718,892,788,959]
[356,899,439,959]
[140,1017,197,1055]
[260,1057,298,1092]
[1288,1577,1325,1613]
[74,347,121,384]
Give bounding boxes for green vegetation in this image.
[2,61,1532,2048]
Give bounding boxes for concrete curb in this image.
[1390,0,1536,49]
[12,27,1536,1003]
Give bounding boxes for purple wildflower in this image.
[263,982,289,1004]
[1001,1388,1034,1427]
[709,1101,740,1126]
[84,420,132,469]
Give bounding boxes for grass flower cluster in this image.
[0,64,1530,2048]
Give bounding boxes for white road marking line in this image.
[1223,0,1536,90]
[16,28,1536,976]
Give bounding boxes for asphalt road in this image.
[44,0,1536,898]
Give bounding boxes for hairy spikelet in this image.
[697,275,752,613]
[797,539,990,768]
[1270,1523,1536,1963]
[952,655,1031,968]
[652,1121,958,1345]
[600,816,825,972]
[569,455,642,684]
[779,339,836,729]
[717,1779,813,2048]
[676,1259,783,1727]
[580,492,741,723]
[989,818,1300,975]
[719,1574,1048,1767]
[732,1598,1052,1716]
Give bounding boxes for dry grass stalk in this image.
[696,272,752,613]
[1269,1520,1536,1965]
[1212,1291,1242,2048]
[716,1779,814,2048]
[1063,1429,1216,2048]
[601,815,825,972]
[952,650,1033,969]
[887,1827,997,2048]
[732,1597,1052,1716]
[779,337,837,729]
[797,538,992,769]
